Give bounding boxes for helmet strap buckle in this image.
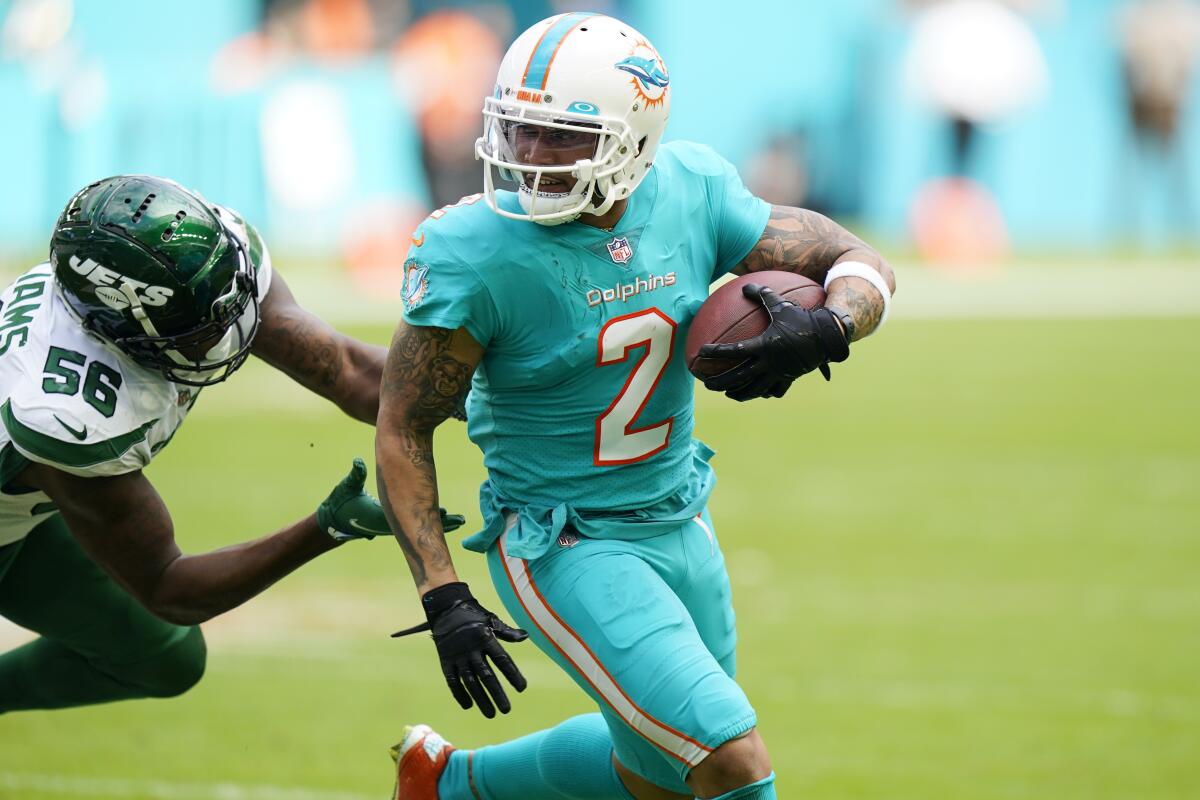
[575,160,596,183]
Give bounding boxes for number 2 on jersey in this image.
[594,308,676,466]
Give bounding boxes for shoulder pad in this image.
[0,307,176,477]
[409,194,516,271]
[655,140,730,178]
[1,397,156,477]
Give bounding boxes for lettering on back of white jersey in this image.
[0,273,49,356]
[68,256,174,309]
[586,272,677,307]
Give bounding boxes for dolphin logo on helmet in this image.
[614,56,670,90]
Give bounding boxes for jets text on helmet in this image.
[66,255,174,307]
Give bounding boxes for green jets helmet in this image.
[49,175,264,386]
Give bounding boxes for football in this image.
[685,271,826,379]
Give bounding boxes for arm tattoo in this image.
[376,461,448,587]
[733,204,894,341]
[377,324,475,586]
[734,205,867,281]
[825,279,886,342]
[252,273,386,424]
[382,326,472,428]
[256,308,343,394]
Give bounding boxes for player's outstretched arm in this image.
[732,204,895,341]
[376,320,528,718]
[251,271,387,424]
[18,459,389,625]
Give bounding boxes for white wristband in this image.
[823,261,891,328]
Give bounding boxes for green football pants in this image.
[0,514,206,711]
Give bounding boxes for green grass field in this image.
[1,311,1198,800]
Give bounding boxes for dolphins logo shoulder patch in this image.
[402,262,430,312]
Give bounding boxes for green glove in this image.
[316,458,466,542]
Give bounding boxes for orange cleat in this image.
[390,724,456,800]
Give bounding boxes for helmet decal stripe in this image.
[522,12,595,90]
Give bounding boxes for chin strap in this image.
[118,280,197,369]
[118,281,161,337]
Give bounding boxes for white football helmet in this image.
[475,13,670,225]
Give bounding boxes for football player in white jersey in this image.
[0,175,462,711]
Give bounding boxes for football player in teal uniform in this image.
[0,175,462,712]
[377,13,894,800]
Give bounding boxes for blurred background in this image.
[2,0,1200,283]
[0,1,1198,799]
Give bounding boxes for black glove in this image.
[392,582,528,718]
[698,283,850,401]
[440,509,467,534]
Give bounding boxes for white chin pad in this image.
[203,328,237,362]
[518,184,570,200]
[205,304,256,361]
[517,183,585,225]
[166,302,255,371]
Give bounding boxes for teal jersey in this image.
[402,141,768,556]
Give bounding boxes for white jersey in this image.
[0,219,272,546]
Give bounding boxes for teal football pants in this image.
[0,514,206,711]
[487,508,756,795]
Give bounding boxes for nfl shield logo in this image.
[606,236,633,264]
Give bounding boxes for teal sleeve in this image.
[400,245,500,347]
[710,156,771,280]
